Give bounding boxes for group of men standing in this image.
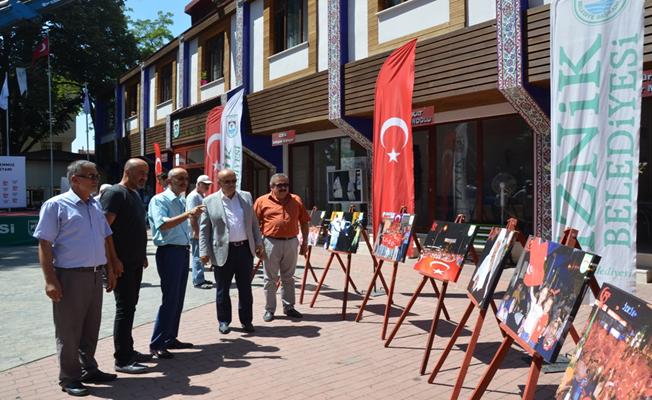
[33,159,310,397]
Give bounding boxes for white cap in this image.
[196,175,212,185]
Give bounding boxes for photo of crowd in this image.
[467,227,516,309]
[413,221,477,282]
[373,212,415,263]
[306,210,329,247]
[327,211,365,253]
[496,236,601,362]
[556,284,651,400]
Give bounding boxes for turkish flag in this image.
[372,39,417,239]
[153,143,163,194]
[204,105,224,195]
[32,37,49,64]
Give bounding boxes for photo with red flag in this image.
[372,39,417,240]
[204,105,224,195]
[153,143,163,194]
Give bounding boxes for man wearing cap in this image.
[187,174,213,289]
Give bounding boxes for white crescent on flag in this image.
[380,117,409,162]
[206,133,221,155]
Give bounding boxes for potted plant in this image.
[201,71,209,86]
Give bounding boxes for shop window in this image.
[202,33,224,84]
[273,0,307,53]
[381,0,409,10]
[125,84,138,118]
[186,147,205,165]
[638,98,651,253]
[158,62,173,104]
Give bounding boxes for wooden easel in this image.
[355,206,449,341]
[427,218,526,400]
[383,214,480,375]
[309,206,368,320]
[468,228,602,400]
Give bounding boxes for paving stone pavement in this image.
[0,242,650,399]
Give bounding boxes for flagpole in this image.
[85,85,89,161]
[47,29,53,197]
[4,72,8,156]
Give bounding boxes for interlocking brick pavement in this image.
[1,243,650,400]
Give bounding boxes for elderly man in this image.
[100,158,151,374]
[200,169,264,334]
[187,174,213,289]
[148,167,204,359]
[254,173,310,322]
[33,160,119,397]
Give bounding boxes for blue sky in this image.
[72,1,188,152]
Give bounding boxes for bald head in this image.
[121,158,149,190]
[217,169,237,197]
[168,167,189,195]
[124,158,148,172]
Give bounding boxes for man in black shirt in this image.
[101,158,151,374]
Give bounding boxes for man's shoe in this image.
[80,369,117,383]
[150,348,174,359]
[263,311,274,322]
[242,323,255,333]
[115,362,149,374]
[61,381,89,397]
[194,281,213,289]
[167,339,194,349]
[133,351,153,363]
[284,307,303,319]
[219,322,231,334]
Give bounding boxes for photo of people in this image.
[555,284,651,400]
[327,211,365,253]
[467,227,517,309]
[497,235,601,363]
[327,169,364,203]
[306,210,329,247]
[413,221,477,282]
[373,212,415,263]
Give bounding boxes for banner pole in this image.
[47,29,54,198]
[5,72,9,156]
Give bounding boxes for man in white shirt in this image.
[187,175,213,289]
[199,169,265,334]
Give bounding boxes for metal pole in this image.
[47,29,53,197]
[85,111,89,160]
[5,72,8,156]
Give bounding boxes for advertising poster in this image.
[0,156,26,208]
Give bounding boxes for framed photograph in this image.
[555,284,650,400]
[373,212,415,263]
[467,227,517,309]
[496,236,600,363]
[306,210,329,247]
[326,211,364,253]
[413,221,477,282]
[327,169,364,203]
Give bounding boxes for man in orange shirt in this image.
[254,173,310,322]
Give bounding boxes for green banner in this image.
[0,215,39,246]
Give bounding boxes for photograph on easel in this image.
[326,211,365,253]
[467,227,517,309]
[496,236,601,362]
[373,212,415,263]
[413,221,477,282]
[555,284,651,400]
[306,210,330,247]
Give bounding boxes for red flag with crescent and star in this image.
[372,38,417,239]
[32,37,49,64]
[204,105,224,196]
[153,143,163,194]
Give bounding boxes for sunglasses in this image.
[221,179,237,184]
[274,183,289,189]
[75,174,101,181]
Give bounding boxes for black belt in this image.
[159,244,190,250]
[56,266,103,272]
[267,236,296,240]
[229,240,248,247]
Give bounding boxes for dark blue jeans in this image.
[214,242,254,325]
[150,245,189,350]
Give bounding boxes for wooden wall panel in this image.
[345,21,500,116]
[173,112,210,147]
[527,1,652,85]
[128,133,141,158]
[144,125,166,155]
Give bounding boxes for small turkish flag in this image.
[204,105,224,195]
[32,37,49,64]
[154,143,163,194]
[372,39,417,239]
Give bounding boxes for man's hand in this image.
[188,205,205,218]
[200,255,210,264]
[192,230,199,240]
[113,259,124,278]
[45,277,63,302]
[106,269,117,293]
[255,244,266,260]
[299,243,308,256]
[143,258,149,269]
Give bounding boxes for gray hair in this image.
[67,160,96,180]
[269,173,289,186]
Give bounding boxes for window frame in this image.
[202,32,225,84]
[272,0,308,54]
[157,62,174,105]
[125,83,138,118]
[379,0,410,10]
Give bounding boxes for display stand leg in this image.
[342,254,352,320]
[449,307,488,399]
[489,299,506,338]
[362,228,389,294]
[568,325,580,344]
[420,281,449,375]
[310,253,335,308]
[251,258,263,280]
[299,246,316,305]
[429,279,452,321]
[381,262,399,340]
[384,276,429,347]
[334,253,359,293]
[427,301,474,384]
[521,354,543,400]
[469,335,514,400]
[355,259,386,322]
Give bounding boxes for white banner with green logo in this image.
[221,88,244,190]
[551,0,643,292]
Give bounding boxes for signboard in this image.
[411,106,435,127]
[172,119,180,138]
[0,156,26,208]
[0,213,39,246]
[271,130,296,146]
[643,69,652,97]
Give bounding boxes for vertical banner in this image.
[205,105,224,196]
[551,0,643,292]
[153,143,163,194]
[221,88,244,190]
[372,39,417,238]
[0,156,26,208]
